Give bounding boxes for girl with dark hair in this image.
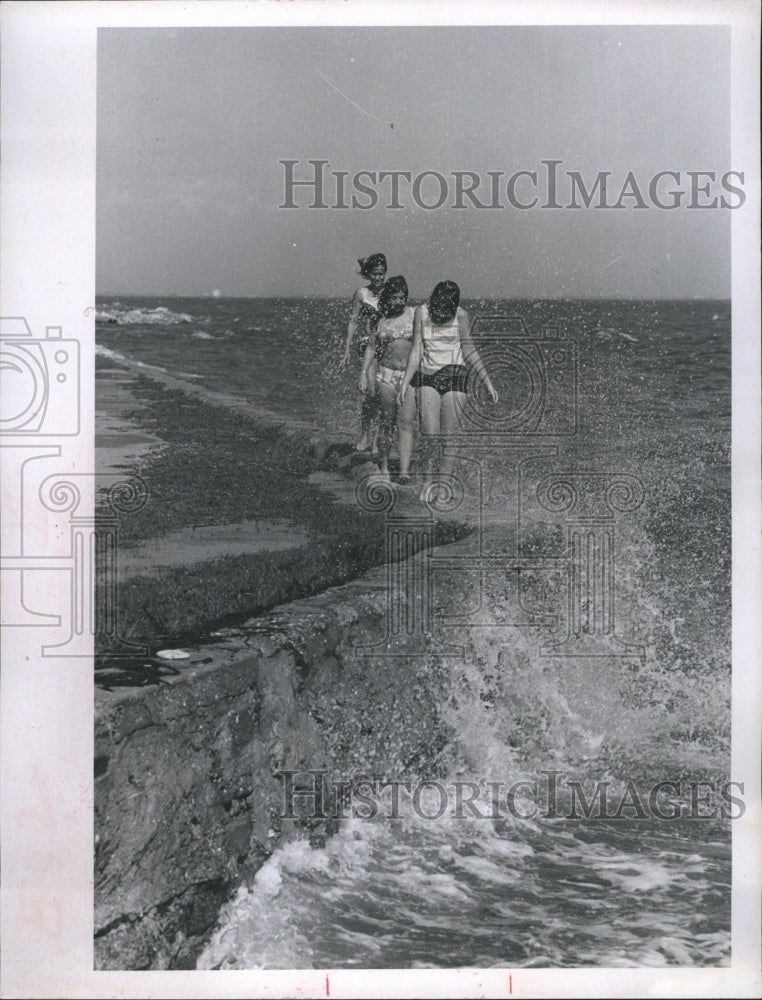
[341,253,387,452]
[398,280,498,498]
[360,276,416,482]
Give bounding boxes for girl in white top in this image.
[341,253,387,452]
[398,280,497,497]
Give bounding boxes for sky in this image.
[96,25,733,299]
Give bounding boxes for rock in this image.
[349,460,380,481]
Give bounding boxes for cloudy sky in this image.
[97,25,732,299]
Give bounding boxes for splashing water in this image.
[97,297,731,967]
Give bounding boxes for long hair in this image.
[357,253,387,278]
[428,280,460,324]
[376,275,409,317]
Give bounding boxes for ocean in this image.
[96,296,731,968]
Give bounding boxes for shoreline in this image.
[94,346,479,968]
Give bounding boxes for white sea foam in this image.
[96,304,195,325]
[95,343,204,379]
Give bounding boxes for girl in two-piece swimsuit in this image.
[341,253,387,453]
[397,280,498,499]
[360,275,416,482]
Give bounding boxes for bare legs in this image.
[396,386,416,479]
[417,386,465,496]
[376,378,416,479]
[356,359,379,453]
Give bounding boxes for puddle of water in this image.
[96,432,158,448]
[96,368,165,473]
[96,426,164,474]
[117,519,308,579]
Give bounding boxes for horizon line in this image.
[95,292,732,302]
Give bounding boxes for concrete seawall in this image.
[94,348,492,969]
[95,539,472,969]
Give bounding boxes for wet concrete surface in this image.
[97,364,311,575]
[117,518,309,579]
[96,365,165,474]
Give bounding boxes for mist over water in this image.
[97,296,731,967]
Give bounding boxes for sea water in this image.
[96,297,732,967]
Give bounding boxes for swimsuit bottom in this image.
[412,364,469,396]
[376,365,405,391]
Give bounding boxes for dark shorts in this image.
[412,364,469,396]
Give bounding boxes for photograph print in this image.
[1,3,760,998]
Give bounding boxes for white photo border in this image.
[1,1,759,997]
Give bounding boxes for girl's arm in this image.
[397,307,423,405]
[459,309,498,402]
[341,289,364,367]
[360,333,377,392]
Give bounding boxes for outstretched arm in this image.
[341,289,364,367]
[397,308,423,405]
[459,309,498,402]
